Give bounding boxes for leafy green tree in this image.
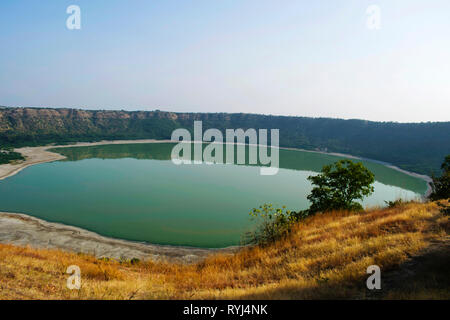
[429,155,450,201]
[307,160,375,213]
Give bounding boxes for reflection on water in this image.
[0,143,427,248]
[53,143,428,194]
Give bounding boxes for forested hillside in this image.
[0,106,449,175]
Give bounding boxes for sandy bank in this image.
[0,211,235,263]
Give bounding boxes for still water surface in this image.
[0,143,427,247]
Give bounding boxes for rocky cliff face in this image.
[0,107,180,134]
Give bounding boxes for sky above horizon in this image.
[0,1,449,122]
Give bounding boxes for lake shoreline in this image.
[0,211,238,263]
[0,139,432,259]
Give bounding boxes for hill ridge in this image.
[0,106,449,175]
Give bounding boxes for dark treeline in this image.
[0,106,449,175]
[0,146,24,164]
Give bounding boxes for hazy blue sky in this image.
[0,0,449,122]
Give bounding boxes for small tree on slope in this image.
[307,159,375,213]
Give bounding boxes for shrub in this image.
[385,199,406,208]
[429,155,450,201]
[0,148,25,164]
[437,201,450,216]
[244,204,298,246]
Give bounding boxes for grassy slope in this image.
[0,201,448,300]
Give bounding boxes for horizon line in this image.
[1,105,449,125]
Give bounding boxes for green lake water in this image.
[0,143,428,248]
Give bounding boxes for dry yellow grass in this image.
[0,201,448,300]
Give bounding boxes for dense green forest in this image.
[0,106,449,175]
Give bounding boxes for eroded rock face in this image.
[0,107,182,143]
[0,107,238,143]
